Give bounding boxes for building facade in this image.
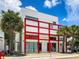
[0,15,4,51]
[19,8,67,55]
[0,8,67,54]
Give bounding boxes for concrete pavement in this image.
[4,52,79,59]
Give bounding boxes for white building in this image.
[17,8,67,54]
[0,15,4,51]
[0,8,67,54]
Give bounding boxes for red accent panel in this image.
[38,20,40,53]
[26,35,38,39]
[24,17,26,55]
[48,23,51,53]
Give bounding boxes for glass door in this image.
[51,43,56,52]
[26,42,38,53]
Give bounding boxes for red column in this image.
[38,20,40,53]
[48,23,51,53]
[24,17,26,55]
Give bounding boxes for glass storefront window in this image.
[26,42,38,53]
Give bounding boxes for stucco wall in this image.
[20,8,58,23]
[0,31,4,51]
[0,16,4,51]
[21,8,58,36]
[20,8,59,53]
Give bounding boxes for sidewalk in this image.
[4,52,79,59]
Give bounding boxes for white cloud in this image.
[25,6,38,11]
[0,0,22,12]
[63,0,79,25]
[52,0,61,6]
[62,18,66,21]
[44,0,61,8]
[44,0,52,8]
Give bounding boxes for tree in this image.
[1,10,23,54]
[58,26,69,53]
[59,25,79,53]
[68,25,79,52]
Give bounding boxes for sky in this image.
[0,0,79,26]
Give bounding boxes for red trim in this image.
[26,24,38,28]
[26,38,63,41]
[48,23,51,53]
[26,31,64,36]
[26,24,58,31]
[38,20,40,53]
[24,17,26,55]
[24,17,64,54]
[26,18,63,27]
[26,35,38,39]
[26,31,38,34]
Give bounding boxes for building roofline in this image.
[21,8,58,19]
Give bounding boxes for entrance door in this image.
[39,43,42,52]
[51,43,56,52]
[47,43,56,52]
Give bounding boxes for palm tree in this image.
[58,26,69,53]
[1,10,23,54]
[74,39,79,52]
[59,25,79,53]
[68,25,79,52]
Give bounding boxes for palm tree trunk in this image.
[8,33,15,54]
[71,37,74,53]
[62,35,66,53]
[4,38,6,53]
[8,38,11,54]
[19,31,22,54]
[4,33,9,54]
